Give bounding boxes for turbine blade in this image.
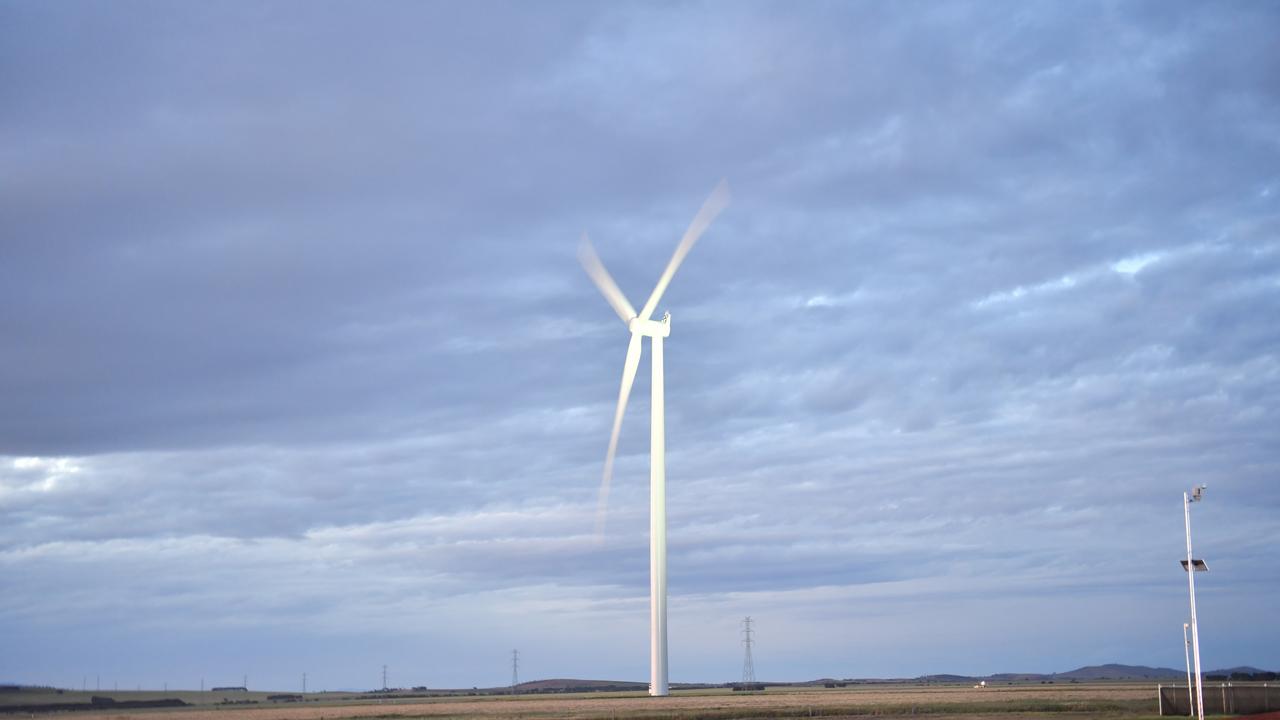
[596,331,643,538]
[638,178,731,320]
[579,232,637,324]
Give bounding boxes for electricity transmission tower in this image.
[741,617,756,684]
[381,665,388,691]
[511,650,519,694]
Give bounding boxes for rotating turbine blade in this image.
[596,331,643,538]
[579,232,637,324]
[638,178,731,321]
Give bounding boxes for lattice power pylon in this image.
[741,616,756,684]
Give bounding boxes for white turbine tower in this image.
[579,179,730,697]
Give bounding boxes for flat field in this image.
[2,683,1165,720]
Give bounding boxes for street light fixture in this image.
[1182,485,1207,720]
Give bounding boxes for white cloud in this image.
[1111,251,1165,275]
[0,456,83,498]
[972,272,1084,309]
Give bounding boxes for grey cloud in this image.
[3,0,1278,689]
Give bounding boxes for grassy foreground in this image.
[0,683,1165,720]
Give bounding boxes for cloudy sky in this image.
[3,0,1278,692]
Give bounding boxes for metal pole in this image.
[649,331,668,697]
[1183,623,1193,717]
[1184,492,1204,720]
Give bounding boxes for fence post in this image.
[1158,684,1163,716]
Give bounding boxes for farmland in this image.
[0,682,1164,720]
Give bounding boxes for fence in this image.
[1158,683,1280,716]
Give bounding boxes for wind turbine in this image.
[578,179,730,697]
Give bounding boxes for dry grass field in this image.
[2,683,1164,720]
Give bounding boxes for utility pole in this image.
[741,617,756,684]
[243,675,248,691]
[1183,624,1193,717]
[303,673,307,694]
[511,650,519,694]
[1183,486,1208,720]
[382,665,388,691]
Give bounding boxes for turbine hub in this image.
[629,314,671,338]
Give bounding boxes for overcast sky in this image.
[2,0,1278,691]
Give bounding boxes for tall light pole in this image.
[1182,623,1193,717]
[1182,485,1208,720]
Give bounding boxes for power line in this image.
[741,616,756,684]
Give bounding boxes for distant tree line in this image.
[1205,672,1278,682]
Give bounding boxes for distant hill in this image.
[1210,666,1270,676]
[988,672,1064,682]
[1050,664,1275,681]
[915,674,975,683]
[907,663,1279,684]
[1056,664,1183,680]
[908,665,1177,684]
[515,678,646,693]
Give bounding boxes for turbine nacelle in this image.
[629,313,671,338]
